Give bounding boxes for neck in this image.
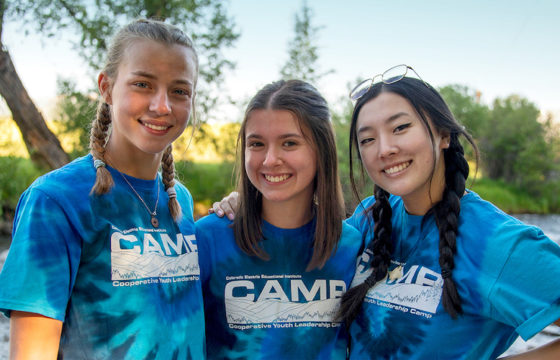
[402,161,446,216]
[104,142,162,180]
[261,199,314,229]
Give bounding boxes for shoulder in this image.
[195,213,233,233]
[458,191,555,269]
[30,155,94,188]
[346,196,376,229]
[22,155,95,202]
[341,221,363,240]
[346,195,404,232]
[460,191,537,237]
[173,180,193,199]
[339,220,365,252]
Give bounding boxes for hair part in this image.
[233,79,345,270]
[89,18,198,223]
[339,77,479,325]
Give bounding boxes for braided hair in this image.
[337,185,393,328]
[338,76,478,326]
[88,19,198,222]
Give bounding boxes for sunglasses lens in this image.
[382,65,407,83]
[350,79,372,100]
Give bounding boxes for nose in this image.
[262,147,282,167]
[378,135,397,158]
[150,90,171,115]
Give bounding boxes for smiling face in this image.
[99,39,197,165]
[244,109,317,212]
[356,92,450,214]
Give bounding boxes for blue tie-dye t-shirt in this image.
[346,191,560,360]
[196,214,363,359]
[0,155,205,359]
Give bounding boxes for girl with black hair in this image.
[196,79,362,359]
[339,66,560,359]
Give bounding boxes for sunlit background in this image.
[2,0,559,121]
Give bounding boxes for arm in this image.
[10,311,62,360]
[208,191,239,220]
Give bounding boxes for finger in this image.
[212,202,224,217]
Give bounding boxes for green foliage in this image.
[470,178,550,214]
[439,84,490,139]
[331,93,374,215]
[9,0,240,130]
[0,156,41,215]
[54,78,97,157]
[280,1,332,85]
[480,95,555,194]
[175,160,236,205]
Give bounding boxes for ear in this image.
[440,132,451,150]
[98,72,113,105]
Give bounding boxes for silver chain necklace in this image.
[118,172,160,228]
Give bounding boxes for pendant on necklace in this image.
[388,265,403,281]
[151,216,159,228]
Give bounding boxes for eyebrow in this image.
[357,111,410,135]
[245,133,304,140]
[131,71,194,87]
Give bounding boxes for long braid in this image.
[337,185,393,328]
[90,102,114,194]
[433,135,469,318]
[161,144,182,221]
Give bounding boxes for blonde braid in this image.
[90,102,114,194]
[161,144,182,221]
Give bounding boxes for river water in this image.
[0,214,559,358]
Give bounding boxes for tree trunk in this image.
[0,44,69,170]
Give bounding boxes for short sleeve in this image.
[0,188,81,321]
[488,224,560,340]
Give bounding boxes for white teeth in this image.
[265,174,290,183]
[385,162,410,174]
[144,123,168,131]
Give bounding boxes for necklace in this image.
[119,172,160,228]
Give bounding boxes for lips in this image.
[264,174,291,183]
[384,161,411,175]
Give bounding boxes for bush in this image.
[175,161,236,218]
[0,157,41,217]
[470,178,549,214]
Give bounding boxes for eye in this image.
[394,123,411,133]
[283,140,298,147]
[133,82,149,89]
[172,88,191,97]
[359,137,375,146]
[247,140,264,149]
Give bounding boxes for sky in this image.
[1,0,559,121]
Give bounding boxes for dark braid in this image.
[433,135,469,318]
[337,185,393,328]
[90,102,114,194]
[161,144,182,221]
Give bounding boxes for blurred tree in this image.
[439,84,490,162]
[54,79,97,157]
[2,0,239,164]
[480,95,555,195]
[280,1,332,85]
[331,79,375,214]
[0,0,69,169]
[439,84,490,139]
